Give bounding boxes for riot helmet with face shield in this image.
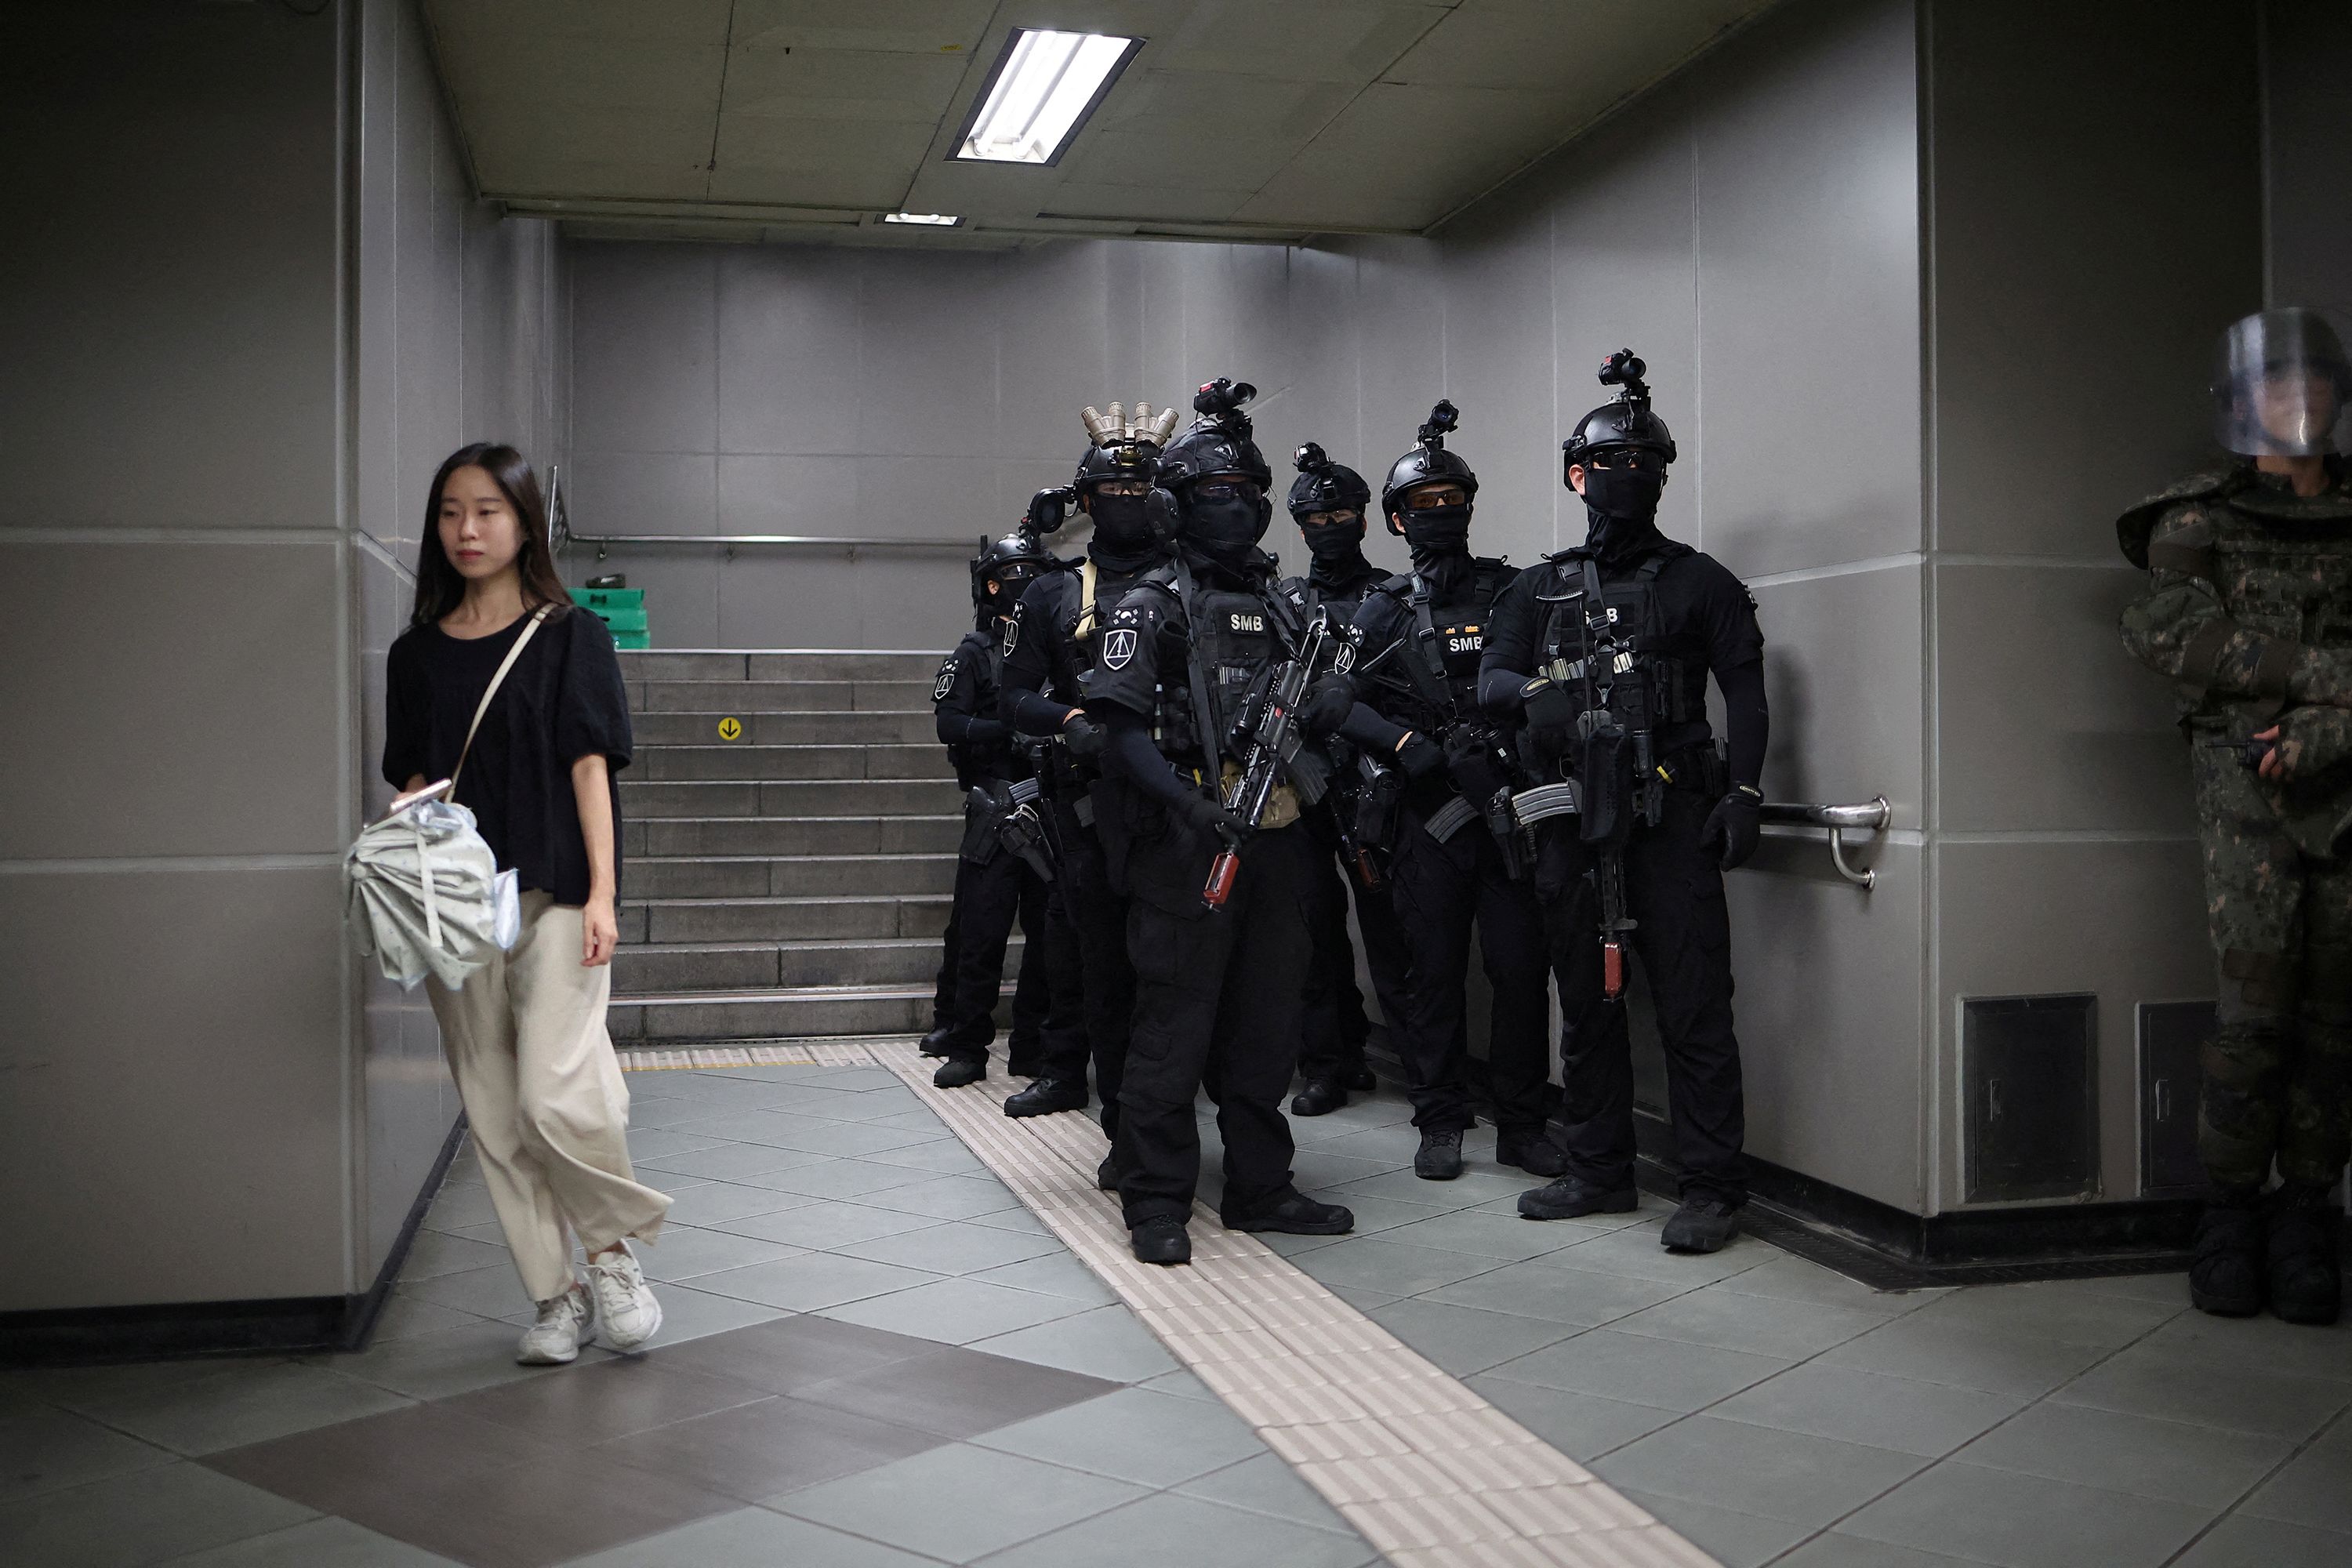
[2213,308,2352,458]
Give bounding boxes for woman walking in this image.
[383,442,669,1364]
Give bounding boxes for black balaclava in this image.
[1181,484,1271,575]
[1580,461,1667,563]
[1399,499,1475,602]
[1086,490,1160,574]
[1302,515,1370,581]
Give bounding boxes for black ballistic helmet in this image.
[968,528,1054,611]
[1288,442,1371,517]
[1381,401,1479,519]
[1075,434,1164,496]
[1562,350,1678,479]
[1157,378,1274,492]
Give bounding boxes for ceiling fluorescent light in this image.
[882,212,960,226]
[956,29,1140,165]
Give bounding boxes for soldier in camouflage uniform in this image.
[2118,307,2352,1325]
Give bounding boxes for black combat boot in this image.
[1224,1192,1355,1236]
[932,1058,987,1090]
[1495,1127,1567,1177]
[1131,1218,1192,1265]
[2189,1191,2264,1318]
[2264,1183,2342,1326]
[918,1024,956,1058]
[1345,1065,1378,1091]
[1518,1175,1637,1221]
[1290,1077,1348,1116]
[1414,1127,1466,1181]
[1661,1196,1740,1253]
[1003,1078,1087,1117]
[1096,1153,1121,1192]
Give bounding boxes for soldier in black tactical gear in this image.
[1479,351,1769,1254]
[1000,402,1182,1145]
[1278,443,1409,1116]
[1084,378,1358,1265]
[924,531,1088,1091]
[1334,403,1564,1181]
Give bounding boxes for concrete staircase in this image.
[610,649,1000,1041]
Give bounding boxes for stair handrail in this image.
[1757,797,1890,890]
[556,526,977,564]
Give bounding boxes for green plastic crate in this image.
[572,586,644,612]
[612,629,652,650]
[588,604,648,633]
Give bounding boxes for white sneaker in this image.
[586,1246,662,1351]
[515,1280,593,1365]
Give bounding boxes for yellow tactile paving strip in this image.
[810,1038,1718,1568]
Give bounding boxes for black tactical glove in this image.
[1521,679,1579,753]
[1395,733,1445,780]
[1062,714,1109,761]
[1174,789,1250,851]
[1701,786,1763,870]
[1298,673,1353,735]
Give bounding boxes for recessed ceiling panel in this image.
[426,0,1781,241]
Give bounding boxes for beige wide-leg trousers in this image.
[426,891,670,1303]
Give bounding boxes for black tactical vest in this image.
[1537,546,1711,746]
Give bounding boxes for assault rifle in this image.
[964,776,1057,881]
[1203,606,1336,909]
[1562,557,1646,1000]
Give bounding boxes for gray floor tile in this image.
[975,1488,1377,1568]
[2241,1432,2352,1533]
[861,1138,989,1174]
[1363,1297,1579,1376]
[1713,1254,1951,1316]
[2070,1270,2193,1305]
[655,1180,811,1229]
[324,1319,615,1400]
[693,1253,942,1312]
[9,1357,268,1414]
[732,1158,945,1201]
[637,1225,804,1282]
[1422,1254,1689,1326]
[1841,1460,2215,1568]
[1710,1363,2027,1457]
[817,1276,1088,1345]
[1543,1225,1773,1286]
[360,1290,486,1345]
[1816,1316,2113,1398]
[0,1410,174,1504]
[2050,1344,2351,1439]
[1290,1150,1413,1190]
[1329,1167,1537,1209]
[968,1204,1054,1236]
[975,1387,1265,1486]
[2135,1308,2352,1386]
[1294,1194,1453,1235]
[1615,1488,1813,1568]
[0,1460,317,1568]
[1256,1230,1350,1258]
[968,1253,1117,1305]
[634,1282,795,1346]
[1769,1530,1986,1566]
[643,1315,939,1396]
[1306,1124,1429,1163]
[787,1066,904,1091]
[1174,1450,1358,1533]
[1461,1376,1680,1460]
[2172,1511,2352,1568]
[1288,1237,1501,1296]
[156,1514,462,1566]
[850,1174,1025,1220]
[438,1355,771,1446]
[633,1139,833,1181]
[419,1185,504,1232]
[726,1112,946,1158]
[557,1504,937,1566]
[717,1199,944,1250]
[593,1392,947,1502]
[401,1261,534,1319]
[1138,1369,1221,1403]
[1327,1283,1406,1312]
[1611,1286,1895,1359]
[1593,1415,1929,1527]
[396,1229,514,1282]
[1486,1327,1791,1411]
[833,1221,1062,1276]
[1957,1401,2294,1507]
[971,1305,1179,1383]
[800,1087,929,1123]
[1376,1209,1610,1261]
[789,1344,1121,1442]
[1902,1279,2183,1348]
[775,1442,1145,1562]
[620,1129,729,1162]
[73,1360,413,1457]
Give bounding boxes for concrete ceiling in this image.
[421,0,1776,246]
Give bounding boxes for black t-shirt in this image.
[383,606,633,906]
[933,628,1021,786]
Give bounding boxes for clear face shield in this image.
[2213,307,2352,458]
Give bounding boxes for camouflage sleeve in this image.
[2118,499,2303,706]
[2274,705,2352,787]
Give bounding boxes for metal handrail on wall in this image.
[1759,797,1891,889]
[545,469,975,562]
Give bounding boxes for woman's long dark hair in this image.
[408,443,572,627]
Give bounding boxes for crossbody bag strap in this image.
[448,605,551,801]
